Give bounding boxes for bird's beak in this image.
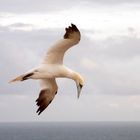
[77,84,83,99]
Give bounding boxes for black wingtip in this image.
[71,23,75,27]
[36,107,43,115]
[37,111,41,115]
[22,73,34,81]
[71,23,79,31]
[35,89,54,116]
[63,23,80,39]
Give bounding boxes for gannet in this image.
[9,24,84,115]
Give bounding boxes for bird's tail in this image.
[9,73,34,83]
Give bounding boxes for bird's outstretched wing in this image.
[36,78,58,115]
[42,23,81,64]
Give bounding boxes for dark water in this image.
[0,122,140,140]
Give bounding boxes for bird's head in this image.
[74,72,84,99]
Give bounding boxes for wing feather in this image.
[36,78,58,115]
[42,24,81,64]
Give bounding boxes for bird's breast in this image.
[37,64,68,79]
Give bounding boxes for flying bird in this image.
[9,24,84,115]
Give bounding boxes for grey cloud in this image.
[79,34,140,96]
[10,23,33,27]
[1,23,35,31]
[0,25,9,32]
[0,0,82,13]
[1,0,140,13]
[9,23,34,28]
[97,36,140,60]
[88,0,140,4]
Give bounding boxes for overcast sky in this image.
[0,0,140,122]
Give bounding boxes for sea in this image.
[0,122,140,140]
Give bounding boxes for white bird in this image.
[9,24,84,115]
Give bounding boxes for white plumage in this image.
[9,24,84,115]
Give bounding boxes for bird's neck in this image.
[68,70,83,83]
[63,66,83,83]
